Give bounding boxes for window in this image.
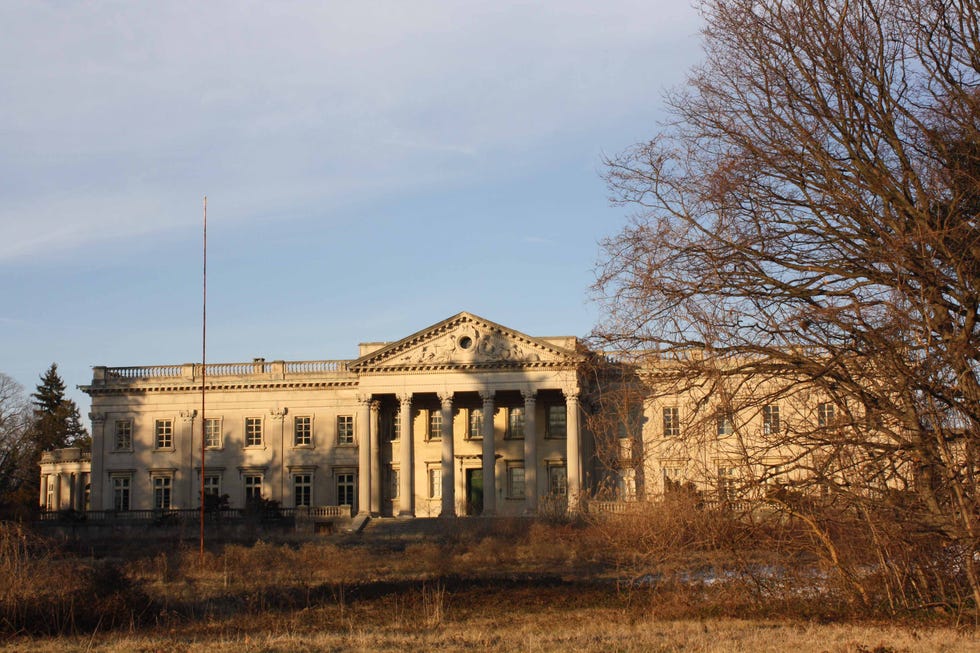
[428,467,442,499]
[388,467,399,499]
[155,419,173,449]
[153,475,172,510]
[245,417,263,447]
[548,464,567,496]
[662,465,684,492]
[546,405,567,438]
[204,418,221,449]
[716,412,734,436]
[428,410,442,441]
[506,407,525,439]
[244,474,263,502]
[507,463,526,499]
[817,402,836,427]
[717,466,737,501]
[337,472,355,506]
[468,408,483,439]
[112,475,131,511]
[294,416,312,447]
[45,476,55,510]
[391,410,401,441]
[203,473,221,498]
[114,420,133,450]
[337,415,354,445]
[763,405,780,434]
[662,407,680,437]
[294,473,312,508]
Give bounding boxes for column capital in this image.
[269,408,287,421]
[356,393,373,405]
[521,389,537,404]
[562,388,580,402]
[89,412,106,425]
[479,389,495,403]
[438,390,454,406]
[370,399,381,413]
[179,409,198,422]
[397,392,413,405]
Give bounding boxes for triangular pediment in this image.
[350,312,581,372]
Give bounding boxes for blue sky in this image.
[0,1,703,412]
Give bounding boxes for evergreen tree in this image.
[31,363,89,451]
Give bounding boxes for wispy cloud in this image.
[0,1,701,262]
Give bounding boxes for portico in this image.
[348,313,584,517]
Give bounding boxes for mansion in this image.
[40,311,849,518]
[42,313,596,518]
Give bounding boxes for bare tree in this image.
[0,374,34,518]
[594,0,980,612]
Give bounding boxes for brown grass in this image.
[1,517,975,649]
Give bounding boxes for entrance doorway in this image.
[465,468,483,515]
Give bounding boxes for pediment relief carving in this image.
[392,325,543,366]
[351,312,580,371]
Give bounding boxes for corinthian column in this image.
[522,389,538,514]
[369,401,381,515]
[564,389,581,511]
[480,390,496,516]
[357,396,371,516]
[398,393,414,517]
[439,391,455,516]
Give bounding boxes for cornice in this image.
[83,379,360,396]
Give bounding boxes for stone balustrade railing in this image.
[40,448,91,463]
[93,359,352,384]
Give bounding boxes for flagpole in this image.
[200,196,207,561]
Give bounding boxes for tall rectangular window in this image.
[337,415,354,445]
[662,407,680,437]
[428,410,443,440]
[507,464,526,499]
[204,418,221,448]
[336,473,355,506]
[294,416,312,447]
[662,465,684,491]
[817,402,836,427]
[468,408,483,439]
[203,474,221,498]
[763,405,780,434]
[507,407,525,439]
[716,412,734,436]
[546,405,567,438]
[717,467,737,501]
[155,419,173,449]
[391,411,401,441]
[153,476,172,510]
[548,464,567,496]
[45,476,54,510]
[245,417,263,447]
[244,474,263,502]
[114,420,133,450]
[428,467,442,499]
[294,473,312,508]
[112,475,130,511]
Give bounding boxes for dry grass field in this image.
[2,516,977,651]
[3,615,978,652]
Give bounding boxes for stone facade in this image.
[58,312,592,517]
